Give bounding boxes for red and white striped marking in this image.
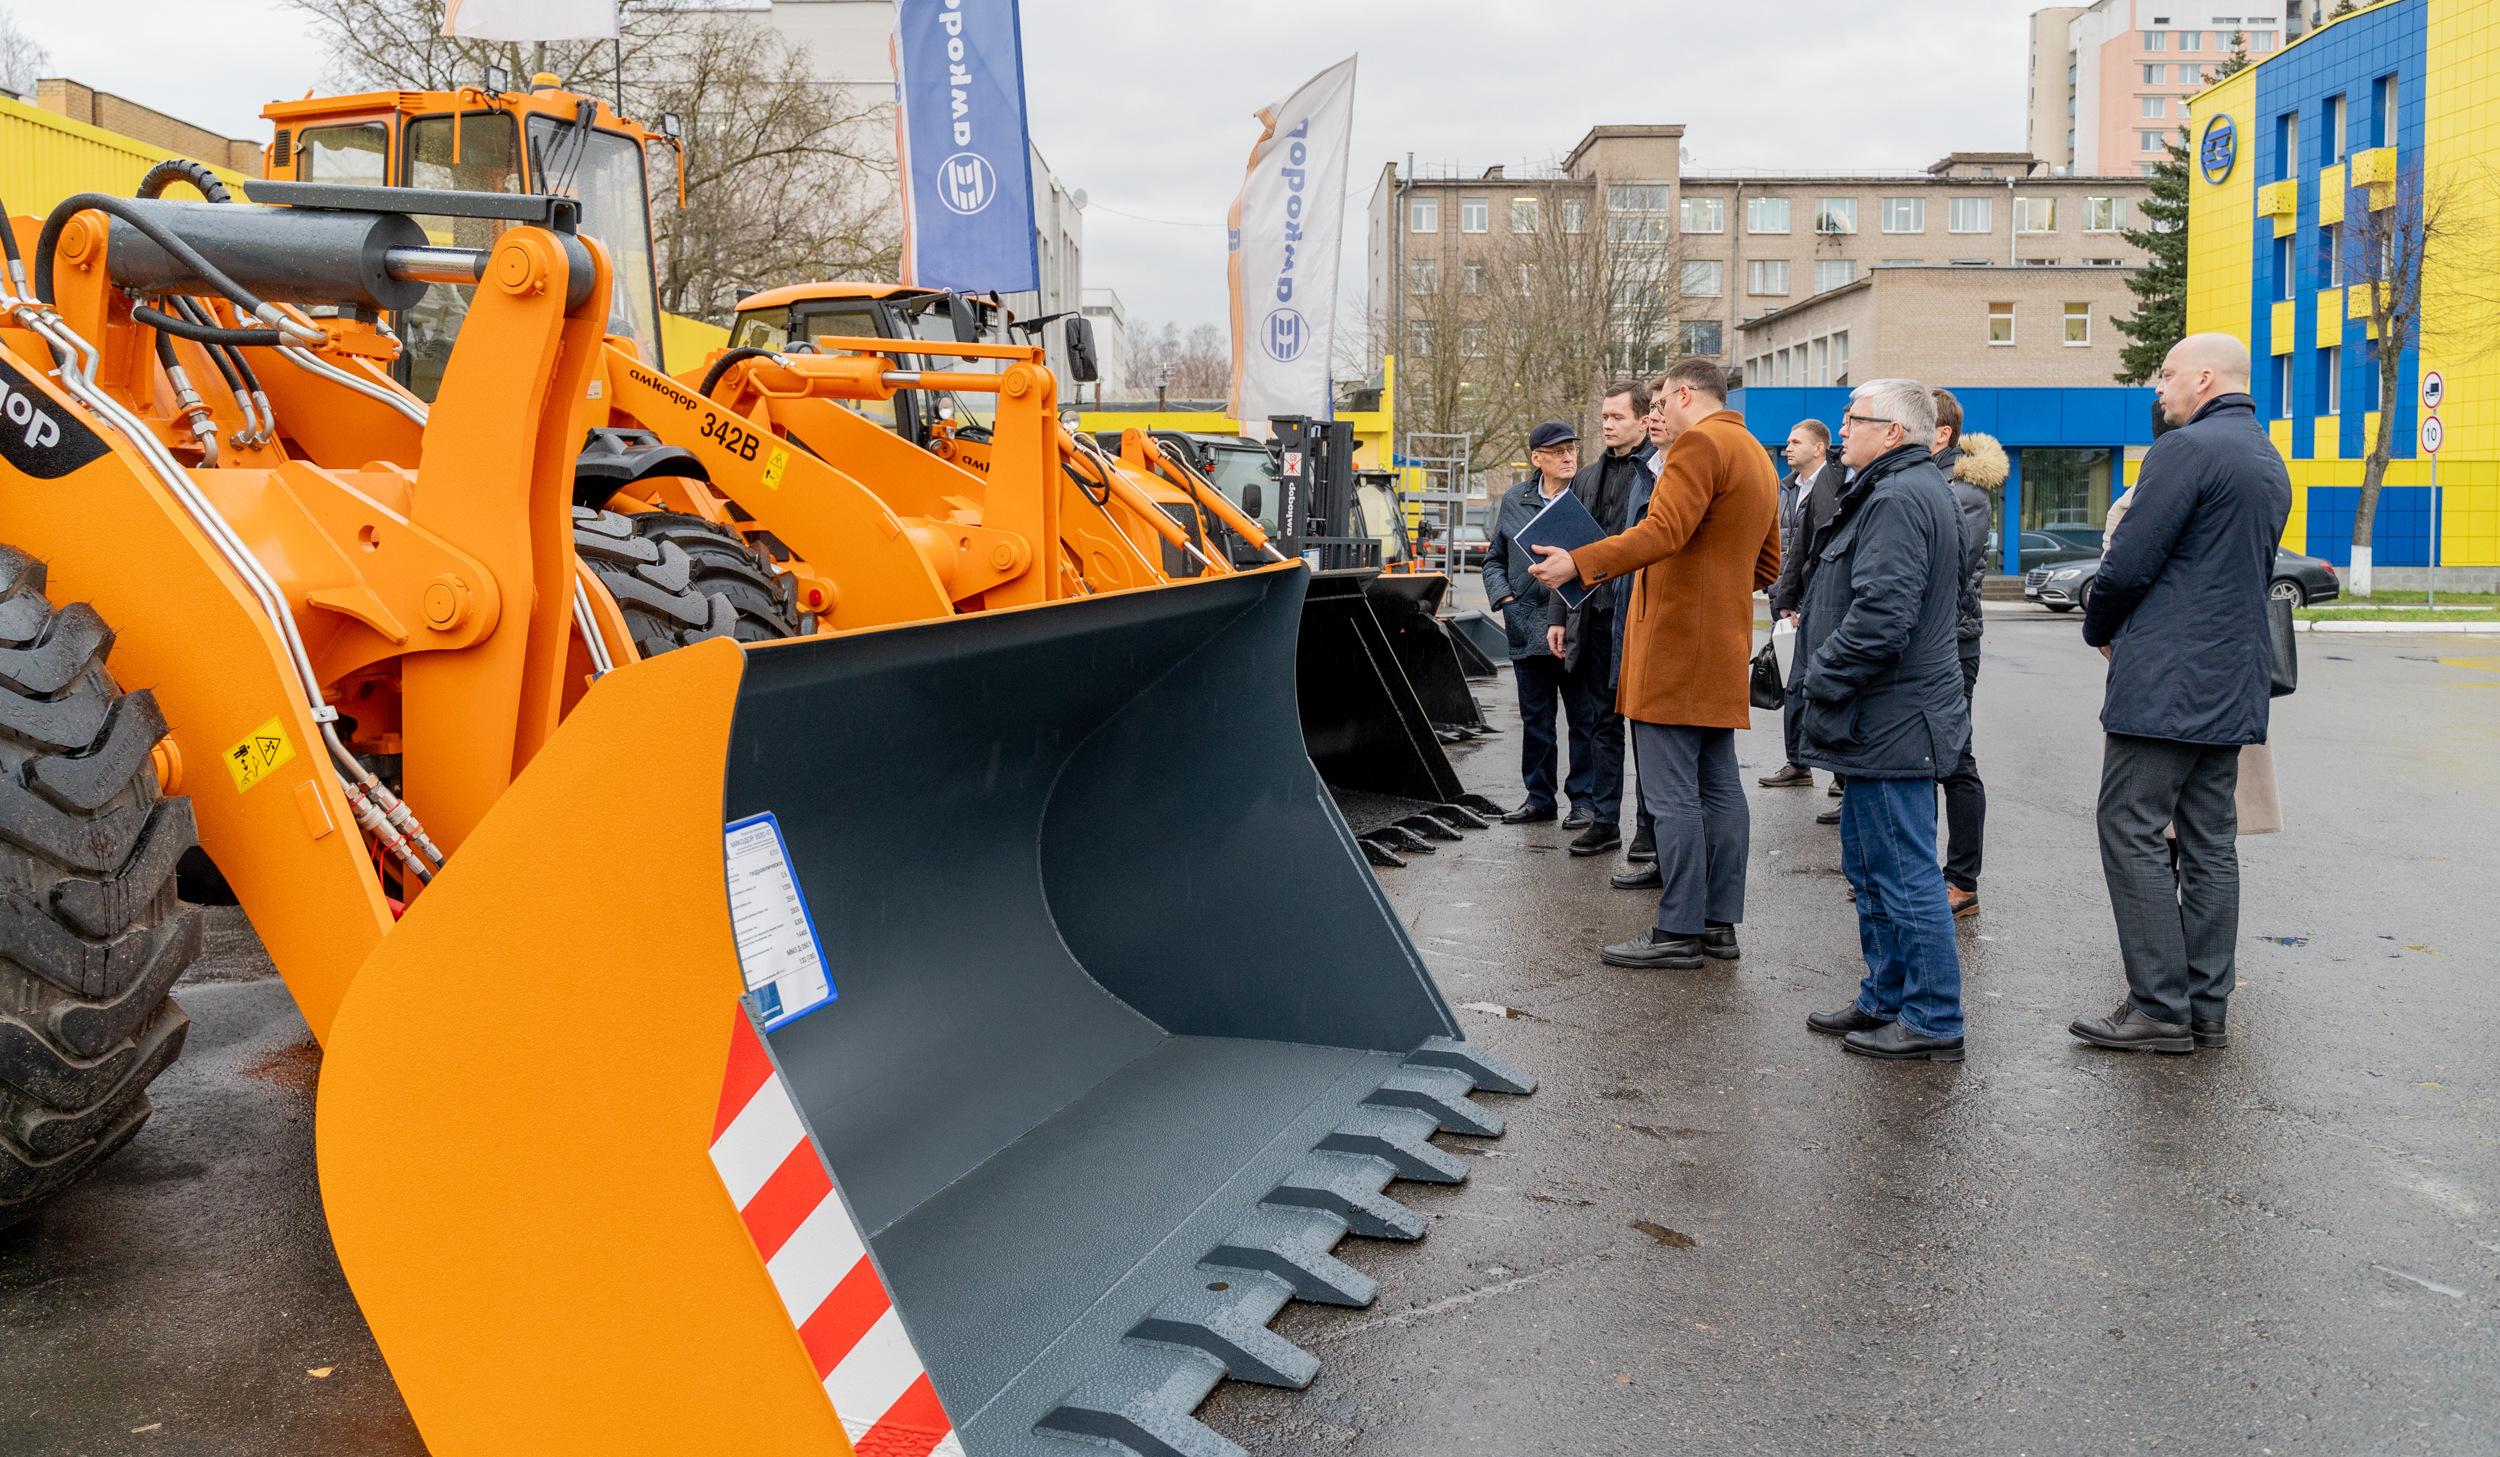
[711,1008,962,1457]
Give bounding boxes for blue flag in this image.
[892,0,1039,294]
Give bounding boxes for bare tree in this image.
[2334,158,2473,596]
[1128,320,1229,399]
[284,0,897,323]
[0,2,48,99]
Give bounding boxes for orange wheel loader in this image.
[0,156,1535,1456]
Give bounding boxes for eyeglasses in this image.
[1842,413,1895,428]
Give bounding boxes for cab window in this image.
[397,113,521,401]
[730,311,789,351]
[526,116,662,373]
[790,306,897,433]
[299,123,389,185]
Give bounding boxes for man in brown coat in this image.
[1529,358,1781,969]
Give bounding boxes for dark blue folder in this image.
[1513,488,1609,609]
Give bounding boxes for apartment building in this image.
[2031,0,2304,175]
[1736,264,2145,392]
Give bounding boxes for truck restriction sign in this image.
[2422,371,2444,411]
[2421,414,2443,455]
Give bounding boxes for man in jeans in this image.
[1481,420,1604,825]
[1548,380,1660,859]
[2069,335,2289,1053]
[1794,379,1971,1061]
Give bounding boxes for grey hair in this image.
[1851,378,1936,441]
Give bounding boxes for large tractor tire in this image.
[0,547,201,1231]
[572,508,800,660]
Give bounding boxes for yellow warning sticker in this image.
[223,715,297,793]
[760,446,790,490]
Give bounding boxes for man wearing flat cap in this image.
[1481,419,1608,825]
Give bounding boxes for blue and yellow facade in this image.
[2186,0,2500,571]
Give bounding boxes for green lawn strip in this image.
[2326,590,2500,605]
[2297,607,2500,622]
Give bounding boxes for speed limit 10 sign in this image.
[2421,414,2444,455]
[2422,370,2445,410]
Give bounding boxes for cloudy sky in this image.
[15,0,2037,336]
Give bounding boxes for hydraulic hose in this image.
[169,297,265,446]
[33,192,323,342]
[150,322,221,467]
[135,158,232,204]
[696,346,783,402]
[132,303,288,346]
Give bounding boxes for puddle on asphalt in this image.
[1631,1219,1697,1248]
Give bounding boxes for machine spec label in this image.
[0,356,110,481]
[760,447,790,490]
[223,715,298,793]
[724,812,836,1030]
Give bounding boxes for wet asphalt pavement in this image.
[3,603,2495,1456]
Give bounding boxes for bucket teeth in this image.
[1262,1150,1427,1240]
[1365,1066,1504,1137]
[1394,813,1462,841]
[1430,802,1491,830]
[1405,1034,1538,1095]
[1317,1104,1469,1184]
[1355,838,1408,869]
[1034,1350,1239,1457]
[1372,825,1435,852]
[1203,1208,1376,1307]
[1126,1273,1317,1388]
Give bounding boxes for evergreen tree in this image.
[2214,30,2252,77]
[2112,128,2189,385]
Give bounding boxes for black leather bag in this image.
[1750,637,1786,710]
[2267,594,2298,697]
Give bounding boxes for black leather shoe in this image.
[1843,1021,1966,1062]
[2068,1000,2195,1053]
[1600,929,1704,970]
[2191,1019,2228,1048]
[1625,827,1656,862]
[1568,823,1621,857]
[1700,923,1739,960]
[1610,862,1662,890]
[1758,762,1813,788]
[1562,804,1596,830]
[1501,802,1557,824]
[1807,1002,1890,1037]
[1815,806,1842,826]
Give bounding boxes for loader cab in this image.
[727,285,1004,450]
[1145,431,1283,567]
[264,82,672,402]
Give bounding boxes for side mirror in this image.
[945,292,981,345]
[1064,315,1099,384]
[1239,483,1262,518]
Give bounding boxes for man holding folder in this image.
[1529,360,1781,969]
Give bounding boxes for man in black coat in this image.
[2070,335,2291,1054]
[1764,418,1841,792]
[1481,420,1605,824]
[1791,379,1971,1063]
[1546,381,1659,858]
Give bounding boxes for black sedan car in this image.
[2025,547,2342,612]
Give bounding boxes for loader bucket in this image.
[1360,573,1489,734]
[316,565,1532,1457]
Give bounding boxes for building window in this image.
[1561,199,1587,233]
[1748,259,1790,295]
[1409,197,1438,233]
[2015,196,2057,232]
[1948,197,1992,232]
[1815,259,1856,292]
[2064,302,2091,344]
[1460,198,1489,232]
[2274,235,2295,300]
[1806,337,1826,385]
[1748,196,1792,233]
[1988,301,2015,344]
[1680,260,1722,296]
[2373,73,2399,148]
[2177,29,2202,50]
[2325,95,2346,165]
[1609,184,1673,211]
[1815,197,1859,234]
[1408,322,1433,357]
[1460,324,1485,358]
[2083,196,2125,231]
[2320,346,2340,414]
[1407,259,1438,295]
[1461,260,1483,294]
[2274,355,2293,417]
[1511,198,1539,233]
[2276,111,2299,181]
[2140,95,2167,118]
[1679,196,1724,233]
[1679,320,1723,356]
[2142,29,2167,49]
[1518,263,1534,296]
[2142,63,2166,83]
[1882,257,1921,266]
[2139,129,2167,153]
[2320,222,2343,287]
[1831,330,1849,381]
[1880,197,1924,233]
[2253,29,2275,50]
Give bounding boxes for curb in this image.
[2294,619,2500,633]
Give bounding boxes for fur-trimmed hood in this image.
[1952,432,2009,489]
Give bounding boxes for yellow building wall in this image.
[1,93,254,212]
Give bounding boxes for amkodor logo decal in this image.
[0,356,109,481]
[939,152,997,215]
[2200,114,2236,184]
[1263,307,1307,364]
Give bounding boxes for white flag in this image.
[441,0,618,42]
[1228,56,1356,423]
